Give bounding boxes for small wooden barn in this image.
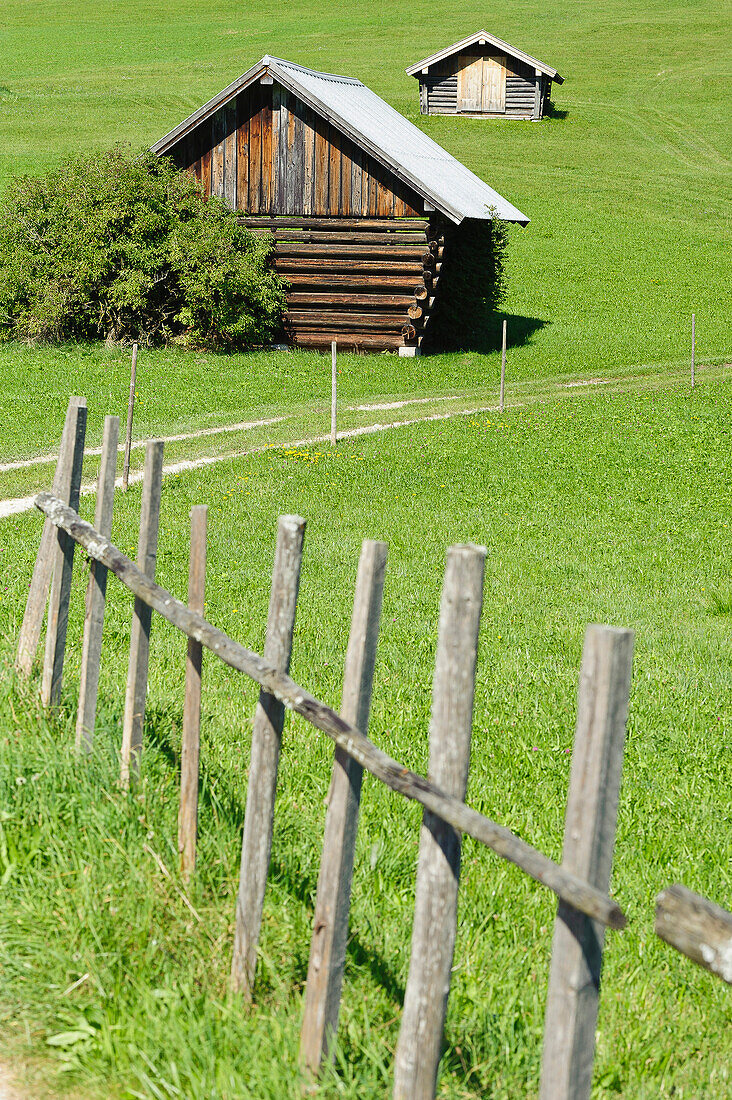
[151,55,528,353]
[406,30,563,120]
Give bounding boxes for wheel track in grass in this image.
[0,401,503,519]
[0,413,293,474]
[0,396,464,475]
[0,360,728,522]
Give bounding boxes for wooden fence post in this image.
[17,397,86,677]
[40,401,88,707]
[655,884,732,984]
[539,624,634,1100]
[500,319,506,413]
[122,342,138,491]
[231,514,306,996]
[393,543,486,1100]
[120,440,164,787]
[76,415,120,752]
[178,505,208,880]
[300,539,388,1076]
[331,340,337,446]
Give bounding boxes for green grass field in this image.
[1,380,731,1097]
[0,0,730,1096]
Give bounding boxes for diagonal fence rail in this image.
[34,489,626,931]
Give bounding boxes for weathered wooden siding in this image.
[420,49,546,118]
[504,58,538,117]
[169,81,424,218]
[424,72,458,114]
[165,80,441,350]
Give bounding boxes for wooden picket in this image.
[178,504,208,880]
[76,415,119,752]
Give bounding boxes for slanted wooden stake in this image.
[120,440,164,786]
[655,884,732,985]
[539,624,634,1100]
[76,415,120,752]
[300,539,388,1076]
[122,342,138,491]
[231,514,306,997]
[691,313,696,389]
[40,401,88,707]
[500,319,507,413]
[393,543,486,1100]
[178,505,208,880]
[17,397,86,677]
[331,340,337,446]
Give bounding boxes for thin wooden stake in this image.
[691,313,695,389]
[40,402,88,707]
[331,340,337,446]
[300,539,388,1076]
[231,514,306,997]
[539,624,634,1100]
[500,319,506,413]
[120,440,164,786]
[122,342,138,491]
[16,397,86,677]
[178,505,208,880]
[393,543,486,1100]
[76,415,120,752]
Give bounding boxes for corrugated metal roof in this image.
[405,29,564,84]
[151,56,529,226]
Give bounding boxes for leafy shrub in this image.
[0,147,287,348]
[424,213,508,352]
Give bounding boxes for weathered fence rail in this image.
[13,395,726,1097]
[655,884,732,985]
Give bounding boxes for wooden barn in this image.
[151,55,528,354]
[406,30,563,120]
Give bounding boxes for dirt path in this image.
[0,1067,22,1099]
[0,400,501,520]
[0,395,464,477]
[0,412,293,474]
[1,361,727,522]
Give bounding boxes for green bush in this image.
[0,147,287,349]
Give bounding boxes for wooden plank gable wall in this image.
[168,81,441,350]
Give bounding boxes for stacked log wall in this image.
[240,216,445,352]
[165,80,447,351]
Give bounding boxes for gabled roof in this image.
[151,55,529,226]
[406,30,564,84]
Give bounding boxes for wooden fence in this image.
[13,397,732,1098]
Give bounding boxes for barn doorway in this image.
[456,53,506,114]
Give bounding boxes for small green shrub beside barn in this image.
[0,148,286,349]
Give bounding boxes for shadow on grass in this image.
[544,100,569,120]
[143,702,249,831]
[424,313,547,355]
[707,590,732,616]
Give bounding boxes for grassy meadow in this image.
[0,0,730,1097]
[1,380,732,1097]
